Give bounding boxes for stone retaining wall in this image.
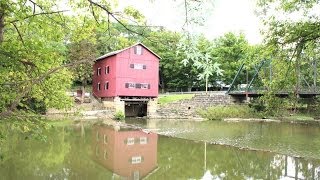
[155,93,232,118]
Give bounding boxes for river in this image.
[0,119,319,179]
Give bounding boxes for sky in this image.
[118,0,263,44]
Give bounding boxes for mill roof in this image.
[96,42,161,61]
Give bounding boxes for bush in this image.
[198,105,258,120]
[114,111,125,121]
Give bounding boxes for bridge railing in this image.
[228,86,320,94]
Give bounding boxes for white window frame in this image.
[103,134,107,144]
[133,171,140,180]
[140,137,147,144]
[134,64,144,70]
[97,82,101,91]
[104,149,107,160]
[131,156,142,164]
[126,137,135,145]
[135,45,142,55]
[96,131,100,141]
[97,67,101,76]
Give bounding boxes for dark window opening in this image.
[104,82,109,90]
[125,83,135,88]
[105,66,109,74]
[97,68,101,76]
[97,83,101,91]
[125,82,150,89]
[135,83,141,89]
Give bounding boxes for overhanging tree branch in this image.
[9,10,69,24]
[87,0,144,36]
[11,22,25,45]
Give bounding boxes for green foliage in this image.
[211,32,252,85]
[142,30,201,91]
[113,111,125,121]
[0,113,49,144]
[252,0,320,115]
[158,94,194,105]
[0,0,75,114]
[260,94,290,116]
[198,105,259,120]
[68,40,97,83]
[178,34,223,92]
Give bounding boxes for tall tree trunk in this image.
[205,76,208,94]
[161,78,165,93]
[81,80,87,103]
[294,46,303,113]
[0,5,5,43]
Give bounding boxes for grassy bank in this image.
[279,114,315,122]
[158,94,194,105]
[197,105,319,123]
[198,105,261,120]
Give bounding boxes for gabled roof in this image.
[96,42,161,61]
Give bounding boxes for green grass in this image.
[158,94,194,105]
[198,105,260,120]
[282,114,314,121]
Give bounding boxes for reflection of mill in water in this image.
[283,155,320,180]
[92,124,158,180]
[201,141,320,180]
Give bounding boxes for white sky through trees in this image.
[118,0,262,44]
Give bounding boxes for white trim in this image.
[126,137,135,145]
[131,156,142,164]
[140,137,147,144]
[97,82,101,91]
[96,42,161,60]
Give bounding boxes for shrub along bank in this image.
[198,96,320,122]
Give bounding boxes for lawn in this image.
[158,94,194,105]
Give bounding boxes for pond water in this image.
[0,119,319,179]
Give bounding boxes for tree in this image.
[211,32,250,85]
[194,53,223,93]
[178,34,223,93]
[139,30,198,92]
[256,0,320,111]
[69,40,97,103]
[0,0,73,116]
[0,0,147,116]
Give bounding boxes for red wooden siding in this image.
[92,55,117,97]
[93,126,158,179]
[92,44,159,98]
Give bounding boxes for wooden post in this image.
[204,142,207,171]
[246,68,249,102]
[205,76,208,94]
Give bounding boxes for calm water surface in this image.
[0,120,319,179]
